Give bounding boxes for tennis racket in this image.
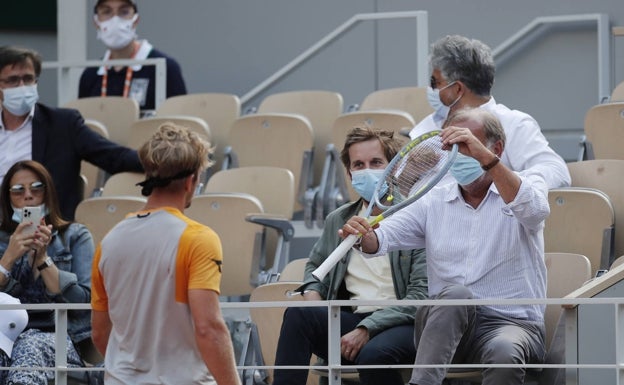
[312,130,458,281]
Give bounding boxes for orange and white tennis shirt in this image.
[91,207,222,385]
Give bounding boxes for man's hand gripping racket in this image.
[312,130,458,281]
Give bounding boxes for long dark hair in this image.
[0,160,70,234]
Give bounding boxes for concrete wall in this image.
[2,0,624,160]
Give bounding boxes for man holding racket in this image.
[410,34,569,189]
[273,126,428,385]
[343,108,549,385]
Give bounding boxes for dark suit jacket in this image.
[32,103,143,220]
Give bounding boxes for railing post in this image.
[327,302,342,385]
[616,303,624,385]
[55,308,69,385]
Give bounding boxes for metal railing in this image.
[2,297,623,385]
[42,58,167,108]
[490,13,611,104]
[241,12,611,108]
[240,10,430,105]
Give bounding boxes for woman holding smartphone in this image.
[0,160,94,385]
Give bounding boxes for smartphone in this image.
[21,206,44,236]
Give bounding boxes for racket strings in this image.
[384,137,450,204]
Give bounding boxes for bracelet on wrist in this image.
[0,263,11,279]
[481,155,500,171]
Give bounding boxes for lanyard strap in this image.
[100,42,139,98]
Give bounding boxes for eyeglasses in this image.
[429,76,438,89]
[9,181,46,196]
[430,76,457,92]
[95,5,136,21]
[0,74,38,88]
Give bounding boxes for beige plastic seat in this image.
[359,86,433,124]
[445,252,592,383]
[610,255,624,270]
[257,90,344,187]
[80,119,110,198]
[278,258,308,282]
[155,93,241,170]
[225,113,314,216]
[204,166,296,275]
[545,187,615,276]
[611,81,624,101]
[126,115,211,150]
[313,110,415,227]
[568,160,624,264]
[583,102,624,160]
[100,172,145,197]
[204,166,295,219]
[248,282,320,385]
[74,196,147,245]
[64,96,139,146]
[185,193,266,298]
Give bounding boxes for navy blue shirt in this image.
[78,47,187,111]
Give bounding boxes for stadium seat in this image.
[359,86,433,124]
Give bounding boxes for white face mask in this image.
[426,81,461,122]
[2,84,38,116]
[95,14,138,50]
[427,86,449,121]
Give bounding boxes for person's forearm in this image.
[38,262,61,294]
[91,310,112,356]
[196,320,242,385]
[482,155,521,203]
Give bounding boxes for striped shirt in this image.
[372,173,549,322]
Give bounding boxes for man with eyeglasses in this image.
[409,34,570,190]
[79,0,187,114]
[0,45,143,221]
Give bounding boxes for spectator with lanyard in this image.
[79,0,187,114]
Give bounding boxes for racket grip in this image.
[311,234,359,281]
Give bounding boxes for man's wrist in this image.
[481,154,500,171]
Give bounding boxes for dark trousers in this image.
[273,306,415,385]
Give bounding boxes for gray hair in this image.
[447,108,506,149]
[430,35,495,97]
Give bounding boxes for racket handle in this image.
[312,234,359,281]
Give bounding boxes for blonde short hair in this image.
[137,123,213,195]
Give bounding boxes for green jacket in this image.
[299,199,428,337]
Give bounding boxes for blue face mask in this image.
[351,169,387,202]
[11,204,48,224]
[450,153,484,186]
[2,84,39,116]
